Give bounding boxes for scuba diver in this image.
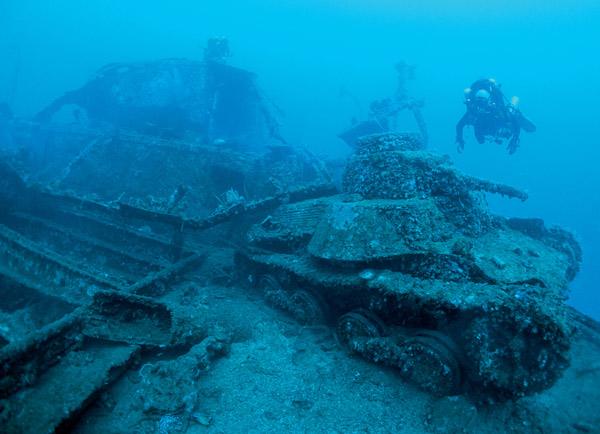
[456,78,536,154]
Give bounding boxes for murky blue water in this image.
[1,0,598,322]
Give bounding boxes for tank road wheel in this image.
[336,309,386,353]
[259,274,291,311]
[400,331,462,396]
[460,315,568,399]
[258,274,282,293]
[288,290,329,325]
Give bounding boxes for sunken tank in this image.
[237,132,581,402]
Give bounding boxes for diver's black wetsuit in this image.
[456,79,522,154]
[456,105,520,145]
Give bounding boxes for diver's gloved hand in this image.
[456,140,465,153]
[507,139,519,155]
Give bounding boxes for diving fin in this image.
[518,113,537,133]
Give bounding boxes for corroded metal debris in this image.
[0,171,221,433]
[0,131,335,432]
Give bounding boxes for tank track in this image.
[237,251,573,401]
